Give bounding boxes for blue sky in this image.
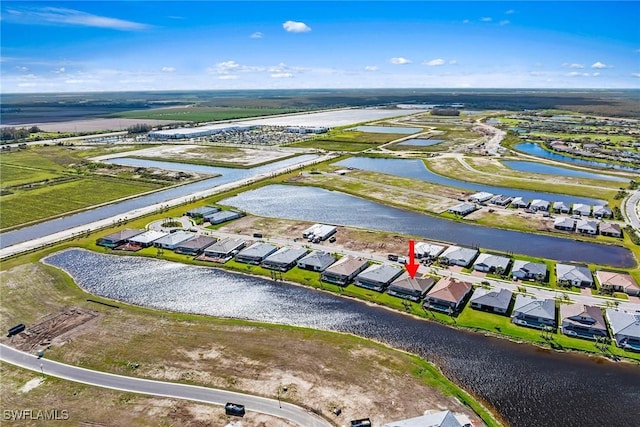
[1,1,639,92]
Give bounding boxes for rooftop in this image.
[356,264,403,284]
[427,277,472,303]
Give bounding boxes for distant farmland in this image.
[111,107,302,122]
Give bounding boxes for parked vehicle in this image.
[7,323,25,337]
[225,403,245,417]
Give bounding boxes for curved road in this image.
[624,189,640,232]
[0,344,331,427]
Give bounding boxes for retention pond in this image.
[43,249,640,427]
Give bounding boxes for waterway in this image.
[219,184,633,267]
[334,157,604,205]
[502,160,628,182]
[43,249,640,427]
[0,155,318,249]
[514,142,640,173]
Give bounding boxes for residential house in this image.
[235,242,278,264]
[553,201,571,214]
[438,246,479,267]
[556,263,593,288]
[511,260,547,282]
[186,206,219,218]
[128,230,169,248]
[468,192,493,203]
[470,287,513,314]
[529,199,550,212]
[490,195,513,206]
[553,217,575,231]
[297,251,336,272]
[599,222,622,238]
[424,277,472,313]
[472,253,511,274]
[605,309,640,351]
[261,247,308,271]
[202,237,245,262]
[593,205,612,219]
[354,264,403,292]
[511,295,556,329]
[204,210,244,225]
[382,410,472,427]
[96,229,144,248]
[174,235,216,256]
[560,304,608,340]
[447,202,476,216]
[596,271,640,296]
[387,274,436,302]
[321,256,369,286]
[153,231,195,250]
[511,197,529,208]
[576,219,598,235]
[414,242,446,260]
[572,203,592,217]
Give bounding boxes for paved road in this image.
[0,344,331,427]
[624,189,640,232]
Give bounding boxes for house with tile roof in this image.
[438,246,478,268]
[511,260,547,281]
[472,253,511,274]
[560,304,608,340]
[387,274,436,302]
[423,277,472,313]
[605,309,640,351]
[297,251,336,272]
[599,222,622,238]
[556,263,593,288]
[596,271,640,296]
[470,287,513,314]
[511,295,556,330]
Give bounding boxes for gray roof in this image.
[100,228,144,241]
[153,231,195,246]
[205,210,243,223]
[415,242,446,258]
[297,251,335,268]
[513,295,555,321]
[263,247,308,265]
[176,235,217,250]
[439,246,478,263]
[605,309,640,339]
[572,203,591,214]
[473,253,510,271]
[556,263,593,283]
[204,237,245,254]
[383,410,464,427]
[512,260,547,277]
[448,202,475,213]
[356,264,403,284]
[554,217,575,228]
[237,242,277,258]
[530,199,550,208]
[471,287,513,310]
[187,206,219,216]
[593,205,612,215]
[388,274,436,293]
[553,201,570,210]
[576,219,598,231]
[511,197,528,206]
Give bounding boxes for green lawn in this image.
[0,177,162,230]
[288,139,377,152]
[0,163,64,187]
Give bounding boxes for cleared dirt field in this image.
[13,118,182,133]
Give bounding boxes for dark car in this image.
[225,403,245,417]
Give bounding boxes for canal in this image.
[43,249,640,427]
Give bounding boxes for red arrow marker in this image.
[405,239,419,279]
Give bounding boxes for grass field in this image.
[111,107,300,122]
[0,177,162,230]
[0,163,63,188]
[290,130,411,152]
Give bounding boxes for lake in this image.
[397,138,445,146]
[334,157,605,205]
[43,248,640,427]
[514,142,640,173]
[219,184,633,267]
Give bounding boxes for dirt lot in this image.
[91,144,297,166]
[1,262,486,426]
[17,118,181,133]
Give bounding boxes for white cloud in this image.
[16,66,29,72]
[591,61,611,69]
[218,75,238,80]
[463,19,469,24]
[449,59,457,65]
[567,72,590,77]
[364,66,378,72]
[271,73,293,78]
[161,67,175,73]
[250,32,263,39]
[592,72,600,77]
[282,21,311,33]
[505,9,515,15]
[389,57,411,65]
[499,20,510,26]
[6,7,151,31]
[423,58,445,66]
[53,67,65,73]
[481,17,492,22]
[563,63,584,69]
